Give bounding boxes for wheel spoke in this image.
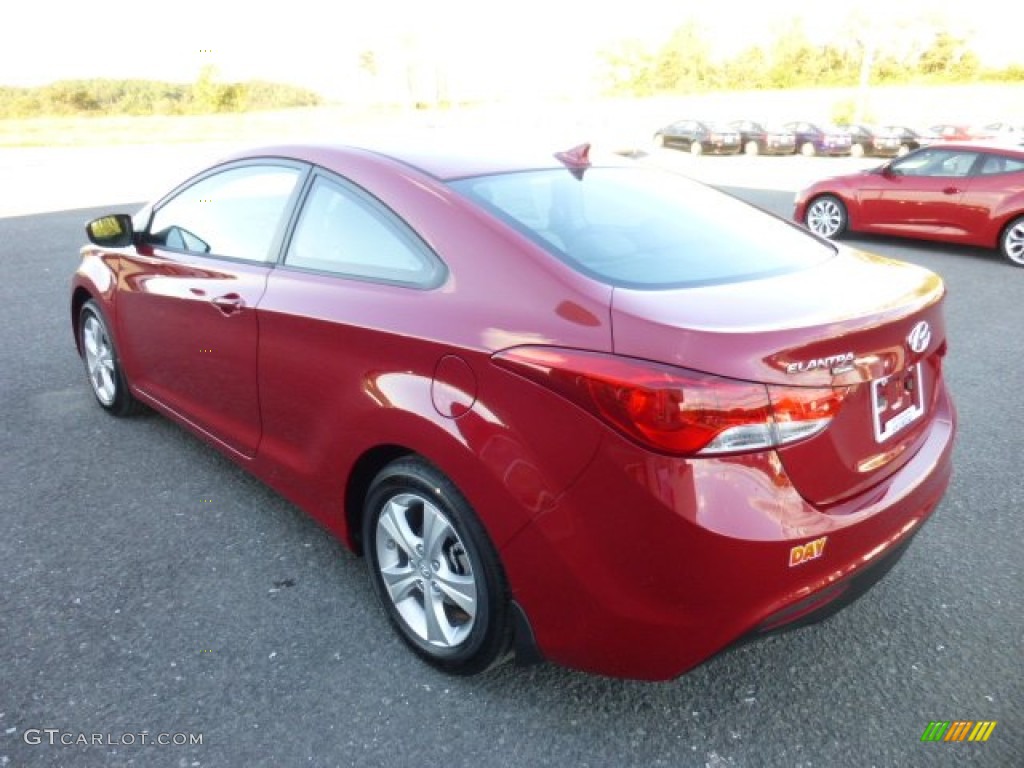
[83,321,100,358]
[378,498,421,559]
[434,569,477,616]
[421,503,453,561]
[379,561,420,603]
[423,585,455,646]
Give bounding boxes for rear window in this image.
[449,167,833,288]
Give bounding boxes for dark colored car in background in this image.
[654,120,742,155]
[728,120,797,155]
[882,126,940,156]
[795,141,1024,266]
[842,124,902,158]
[783,122,853,156]
[72,141,956,681]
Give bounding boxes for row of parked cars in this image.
[654,120,1023,158]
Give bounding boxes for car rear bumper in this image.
[704,142,742,154]
[501,383,955,680]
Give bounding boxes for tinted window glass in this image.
[978,154,1024,175]
[450,168,834,288]
[148,165,300,261]
[284,175,442,286]
[894,149,977,177]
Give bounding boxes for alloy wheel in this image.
[1002,217,1024,266]
[82,314,117,405]
[374,492,478,648]
[806,196,846,239]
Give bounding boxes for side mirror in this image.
[85,214,134,248]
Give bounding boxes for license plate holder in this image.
[871,363,925,442]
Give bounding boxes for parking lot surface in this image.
[1,147,1020,767]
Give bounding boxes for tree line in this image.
[602,20,1024,96]
[0,67,322,119]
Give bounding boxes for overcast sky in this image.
[3,0,1019,100]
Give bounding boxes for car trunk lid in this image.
[610,248,948,506]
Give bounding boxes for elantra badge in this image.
[786,352,854,374]
[789,536,827,567]
[907,321,931,354]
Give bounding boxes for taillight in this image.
[492,347,847,457]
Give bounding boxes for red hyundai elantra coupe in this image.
[795,141,1024,266]
[71,142,956,680]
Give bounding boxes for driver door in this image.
[116,162,306,457]
[859,148,979,236]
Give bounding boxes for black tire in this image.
[804,194,848,240]
[362,457,511,675]
[78,300,142,416]
[999,215,1024,267]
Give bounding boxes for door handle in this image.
[211,293,245,315]
[942,187,961,195]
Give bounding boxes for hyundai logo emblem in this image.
[907,321,931,354]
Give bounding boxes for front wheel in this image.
[78,300,142,416]
[804,195,848,239]
[1000,215,1024,266]
[363,457,511,675]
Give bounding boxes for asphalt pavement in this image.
[1,169,1021,767]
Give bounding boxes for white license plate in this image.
[871,364,925,442]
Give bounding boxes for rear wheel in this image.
[744,140,759,156]
[689,141,703,156]
[78,300,141,416]
[1000,215,1024,266]
[805,195,848,239]
[362,457,511,675]
[801,142,816,157]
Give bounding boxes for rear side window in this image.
[978,154,1024,175]
[283,175,444,287]
[450,167,833,288]
[147,165,301,261]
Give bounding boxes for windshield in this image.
[449,167,834,289]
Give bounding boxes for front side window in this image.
[893,149,978,178]
[147,165,301,261]
[450,167,834,289]
[283,175,443,287]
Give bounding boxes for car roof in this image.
[920,140,1024,156]
[215,142,631,182]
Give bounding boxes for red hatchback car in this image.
[72,143,956,680]
[795,141,1024,266]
